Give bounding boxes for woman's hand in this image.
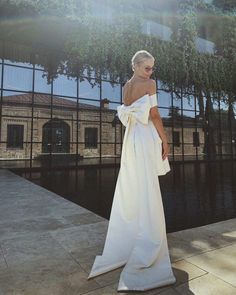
[162,141,169,160]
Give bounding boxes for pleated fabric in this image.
[87,94,176,291]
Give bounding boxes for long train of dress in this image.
[87,93,176,291]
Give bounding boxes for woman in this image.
[88,50,176,291]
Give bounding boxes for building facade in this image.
[0,93,206,160]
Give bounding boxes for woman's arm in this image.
[148,80,167,142]
[148,80,169,159]
[122,82,131,106]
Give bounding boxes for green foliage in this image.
[213,0,236,11]
[0,0,236,107]
[64,16,144,84]
[0,0,89,18]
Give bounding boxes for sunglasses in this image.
[144,66,156,72]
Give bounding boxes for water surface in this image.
[13,161,236,233]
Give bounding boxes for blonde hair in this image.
[131,50,154,71]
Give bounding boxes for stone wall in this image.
[0,104,205,160]
[0,104,120,159]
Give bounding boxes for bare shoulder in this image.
[147,79,156,86]
[123,80,131,92]
[122,80,131,104]
[124,79,132,86]
[146,79,157,95]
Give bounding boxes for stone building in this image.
[0,93,205,160]
[0,93,121,159]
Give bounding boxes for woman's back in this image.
[123,78,154,106]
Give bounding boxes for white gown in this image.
[87,93,176,291]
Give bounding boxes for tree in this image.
[213,0,236,11]
[168,106,181,118]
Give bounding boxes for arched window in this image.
[42,119,70,153]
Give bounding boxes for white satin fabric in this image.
[87,94,176,291]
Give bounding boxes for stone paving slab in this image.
[186,243,236,287]
[175,273,236,295]
[0,168,236,295]
[168,226,235,251]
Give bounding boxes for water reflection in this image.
[53,74,77,97]
[34,70,51,93]
[1,59,236,162]
[79,78,100,100]
[3,64,33,91]
[14,161,236,233]
[101,81,121,103]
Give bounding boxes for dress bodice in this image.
[117,94,158,127]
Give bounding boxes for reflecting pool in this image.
[12,161,236,233]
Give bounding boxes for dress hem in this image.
[117,275,176,292]
[87,260,127,280]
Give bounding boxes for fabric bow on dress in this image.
[117,94,171,176]
[117,97,151,127]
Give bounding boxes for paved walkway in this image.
[0,168,235,295]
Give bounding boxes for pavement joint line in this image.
[95,278,120,288]
[0,244,8,268]
[208,274,236,289]
[181,271,236,290]
[47,229,96,275]
[80,285,108,295]
[169,239,236,259]
[191,241,236,255]
[180,259,208,274]
[173,289,183,295]
[177,272,209,286]
[160,288,180,295]
[46,232,86,270]
[63,249,89,275]
[181,255,236,289]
